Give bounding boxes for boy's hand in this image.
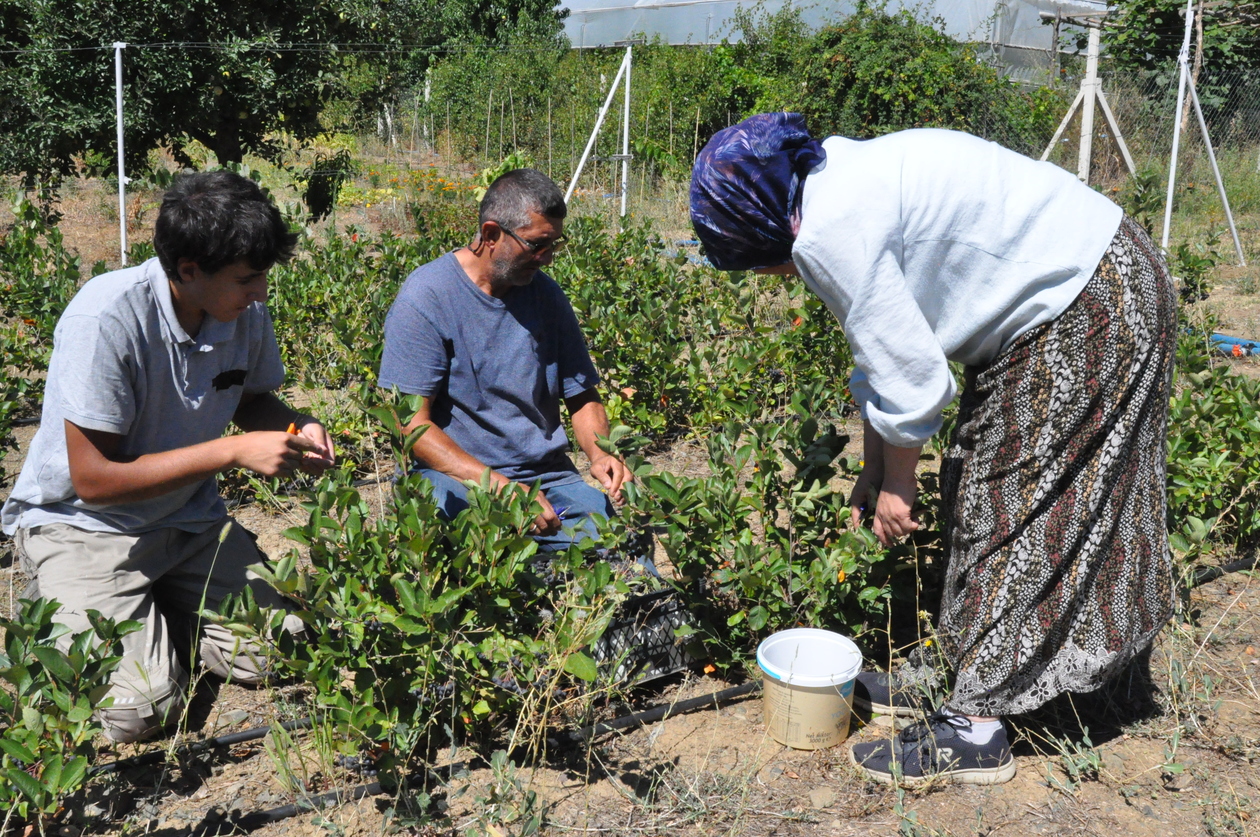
[293,419,336,474]
[233,431,323,477]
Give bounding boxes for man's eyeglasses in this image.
[500,226,566,255]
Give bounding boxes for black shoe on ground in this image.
[849,712,1016,787]
[851,670,923,718]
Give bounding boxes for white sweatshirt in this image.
[791,129,1123,447]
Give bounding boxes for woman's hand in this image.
[849,465,883,530]
[873,481,919,546]
[851,427,923,547]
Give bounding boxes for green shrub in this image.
[268,226,457,390]
[422,2,1065,180]
[219,395,637,777]
[623,400,896,666]
[0,599,138,828]
[746,3,1065,154]
[1166,316,1260,556]
[0,197,84,383]
[556,217,853,440]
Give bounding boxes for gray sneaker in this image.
[850,712,1016,787]
[851,671,923,718]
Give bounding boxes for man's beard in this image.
[491,253,535,287]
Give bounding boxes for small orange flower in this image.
[792,316,803,327]
[703,664,716,675]
[837,569,846,583]
[1233,343,1244,357]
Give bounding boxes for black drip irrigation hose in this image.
[564,680,761,743]
[203,781,384,836]
[91,717,313,776]
[1193,553,1260,588]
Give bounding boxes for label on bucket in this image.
[762,677,854,750]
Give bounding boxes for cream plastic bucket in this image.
[757,628,862,750]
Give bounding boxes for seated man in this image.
[379,168,630,550]
[1,171,334,743]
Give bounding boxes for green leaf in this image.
[4,766,47,807]
[0,738,37,764]
[563,652,598,682]
[59,756,88,794]
[31,646,75,682]
[67,701,94,724]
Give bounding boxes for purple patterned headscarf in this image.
[689,113,826,271]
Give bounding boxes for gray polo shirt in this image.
[1,258,285,535]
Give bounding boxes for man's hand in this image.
[589,453,632,504]
[497,480,562,536]
[231,431,324,477]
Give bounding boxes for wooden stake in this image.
[510,87,518,149]
[641,104,650,201]
[693,107,701,161]
[485,92,493,165]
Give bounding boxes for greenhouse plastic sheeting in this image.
[561,0,1107,80]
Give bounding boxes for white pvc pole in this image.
[1161,0,1194,252]
[564,48,630,205]
[620,44,631,220]
[1040,89,1084,162]
[1096,89,1137,175]
[114,42,128,265]
[1187,79,1246,265]
[1077,25,1100,182]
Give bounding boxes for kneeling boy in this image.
[1,171,334,743]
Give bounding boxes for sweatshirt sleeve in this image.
[792,185,957,447]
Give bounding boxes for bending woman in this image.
[690,113,1175,786]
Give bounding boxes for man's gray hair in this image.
[479,168,567,231]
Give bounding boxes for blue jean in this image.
[420,469,614,553]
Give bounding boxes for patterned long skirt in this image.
[936,217,1177,717]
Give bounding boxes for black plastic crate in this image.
[591,587,697,685]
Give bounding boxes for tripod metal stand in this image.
[1161,0,1245,265]
[1039,13,1136,184]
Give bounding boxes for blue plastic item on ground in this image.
[1212,333,1260,357]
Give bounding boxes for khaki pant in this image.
[14,517,297,743]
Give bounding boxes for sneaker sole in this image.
[852,696,920,719]
[849,747,1017,787]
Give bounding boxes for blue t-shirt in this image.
[378,252,599,482]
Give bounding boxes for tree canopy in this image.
[1103,0,1260,80]
[0,0,565,186]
